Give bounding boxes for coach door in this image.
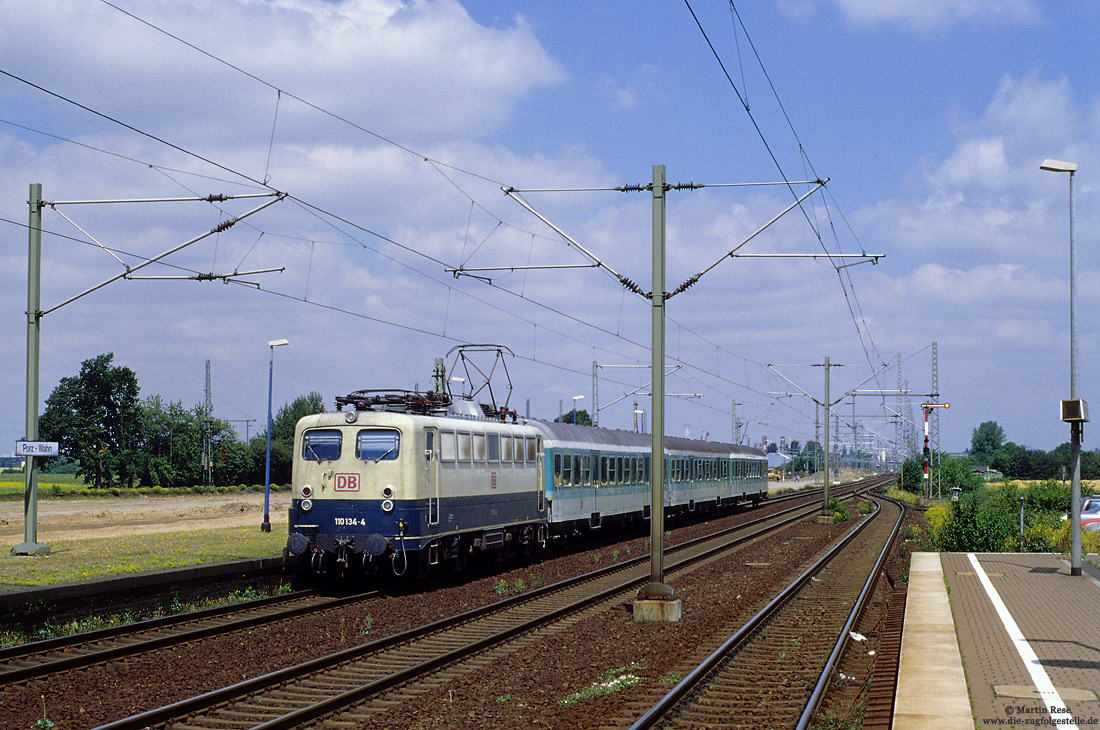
[425,428,440,525]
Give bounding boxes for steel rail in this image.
[0,590,381,685]
[795,492,905,729]
[93,482,873,730]
[627,487,895,730]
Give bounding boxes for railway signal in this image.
[920,402,949,499]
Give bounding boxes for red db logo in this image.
[334,473,360,492]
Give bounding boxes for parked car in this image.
[1082,497,1100,530]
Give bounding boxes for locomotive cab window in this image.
[356,429,400,461]
[302,430,342,461]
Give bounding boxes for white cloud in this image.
[0,0,566,145]
[831,0,1041,31]
[597,75,640,111]
[965,73,1079,153]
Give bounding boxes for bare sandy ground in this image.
[0,473,834,543]
[0,492,292,541]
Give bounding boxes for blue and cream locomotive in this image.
[285,390,768,576]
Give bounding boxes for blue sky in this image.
[1,0,1098,459]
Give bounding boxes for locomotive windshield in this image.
[302,429,342,461]
[357,429,400,461]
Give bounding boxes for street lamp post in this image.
[572,395,584,424]
[1041,158,1085,576]
[263,338,290,533]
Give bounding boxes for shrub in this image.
[924,504,951,547]
[828,498,849,523]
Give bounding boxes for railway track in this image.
[1,479,842,684]
[92,482,874,730]
[626,492,903,730]
[0,589,375,685]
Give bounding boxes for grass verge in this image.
[0,524,285,587]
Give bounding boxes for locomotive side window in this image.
[458,432,472,462]
[487,433,500,463]
[302,430,342,461]
[440,431,456,462]
[356,429,400,461]
[527,437,538,463]
[501,435,513,463]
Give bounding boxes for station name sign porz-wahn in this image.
[15,441,59,457]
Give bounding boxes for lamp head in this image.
[1041,159,1077,173]
[269,338,290,347]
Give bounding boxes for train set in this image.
[284,352,768,578]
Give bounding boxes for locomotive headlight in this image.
[381,499,394,513]
[381,485,395,499]
[300,498,313,512]
[301,484,313,498]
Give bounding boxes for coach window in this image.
[302,429,341,461]
[487,433,500,463]
[356,429,400,461]
[553,453,562,486]
[562,453,573,485]
[571,455,581,486]
[582,455,591,485]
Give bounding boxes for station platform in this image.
[893,552,1100,729]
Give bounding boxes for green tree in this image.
[139,395,202,488]
[254,391,325,485]
[39,353,142,488]
[900,457,924,494]
[554,409,593,426]
[138,396,252,488]
[940,454,980,494]
[272,392,325,441]
[970,421,1005,463]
